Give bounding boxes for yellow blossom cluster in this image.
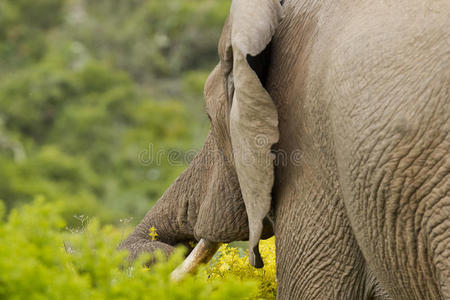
[206,238,277,299]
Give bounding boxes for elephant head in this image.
[119,0,284,271]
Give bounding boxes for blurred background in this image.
[0,0,231,226]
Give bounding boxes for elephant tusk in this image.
[170,239,220,282]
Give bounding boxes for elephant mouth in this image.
[170,239,220,281]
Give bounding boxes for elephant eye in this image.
[226,72,235,104]
[206,112,212,123]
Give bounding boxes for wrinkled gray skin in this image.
[120,0,450,299]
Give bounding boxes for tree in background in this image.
[0,0,231,224]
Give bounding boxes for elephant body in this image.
[121,0,450,299]
[270,0,449,298]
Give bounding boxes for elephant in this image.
[119,0,450,298]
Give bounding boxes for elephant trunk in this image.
[119,144,212,264]
[170,239,220,281]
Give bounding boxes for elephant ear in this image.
[222,0,283,268]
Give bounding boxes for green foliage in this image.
[0,199,258,299]
[67,0,231,80]
[183,70,211,96]
[0,0,65,67]
[0,56,194,222]
[0,0,229,223]
[0,200,5,221]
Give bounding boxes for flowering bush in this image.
[0,198,259,299]
[0,198,278,299]
[206,239,277,299]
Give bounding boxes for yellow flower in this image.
[148,227,158,240]
[205,237,277,299]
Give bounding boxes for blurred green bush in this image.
[0,0,231,224]
[0,0,65,68]
[66,0,230,80]
[0,56,194,224]
[0,198,259,299]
